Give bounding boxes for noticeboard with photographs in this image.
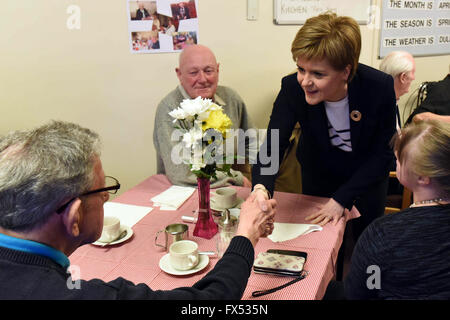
[127,0,198,53]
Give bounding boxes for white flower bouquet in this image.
[169,96,234,180]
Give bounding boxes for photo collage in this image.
[128,0,198,53]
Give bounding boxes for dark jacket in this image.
[405,74,450,125]
[135,8,150,20]
[252,63,396,210]
[0,236,253,299]
[345,204,450,299]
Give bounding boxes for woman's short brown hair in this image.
[291,12,361,81]
[392,120,450,198]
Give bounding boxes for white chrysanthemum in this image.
[177,97,223,121]
[168,107,188,122]
[190,144,206,171]
[191,160,206,171]
[180,97,208,116]
[169,97,231,177]
[182,127,203,148]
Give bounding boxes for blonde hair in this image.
[291,12,361,81]
[393,120,450,197]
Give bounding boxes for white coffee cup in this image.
[169,240,199,271]
[211,187,237,209]
[98,216,121,243]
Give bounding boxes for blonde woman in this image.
[344,120,450,299]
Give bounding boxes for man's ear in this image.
[175,67,181,80]
[399,72,408,84]
[62,199,82,237]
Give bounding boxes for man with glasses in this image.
[0,120,276,299]
[56,176,120,214]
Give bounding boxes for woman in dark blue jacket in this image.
[252,13,396,244]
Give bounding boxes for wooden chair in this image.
[385,171,413,214]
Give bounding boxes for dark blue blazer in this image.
[252,64,396,209]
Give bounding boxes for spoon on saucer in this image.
[199,251,216,256]
[100,229,127,247]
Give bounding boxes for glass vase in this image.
[193,177,218,239]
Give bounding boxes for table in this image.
[69,174,359,300]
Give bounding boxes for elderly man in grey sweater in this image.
[153,45,254,188]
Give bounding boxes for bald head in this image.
[176,45,220,99]
[178,45,215,66]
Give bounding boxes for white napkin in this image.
[268,223,323,243]
[103,202,153,228]
[150,185,196,210]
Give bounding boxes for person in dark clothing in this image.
[379,50,416,130]
[0,121,276,299]
[135,2,150,20]
[379,51,417,205]
[252,13,395,240]
[405,72,450,125]
[325,119,450,299]
[176,2,190,20]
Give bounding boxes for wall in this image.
[0,0,448,195]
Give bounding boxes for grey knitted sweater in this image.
[153,85,254,188]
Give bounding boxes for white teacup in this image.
[211,187,237,209]
[169,240,199,271]
[98,216,121,243]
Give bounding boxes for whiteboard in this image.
[378,0,450,58]
[274,0,372,25]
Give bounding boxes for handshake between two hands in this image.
[235,188,277,247]
[236,185,346,247]
[250,185,345,227]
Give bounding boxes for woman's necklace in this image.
[409,198,449,208]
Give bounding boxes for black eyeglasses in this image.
[56,176,120,214]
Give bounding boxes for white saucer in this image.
[159,253,209,276]
[210,197,244,212]
[92,225,133,246]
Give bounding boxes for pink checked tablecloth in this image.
[69,174,359,300]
